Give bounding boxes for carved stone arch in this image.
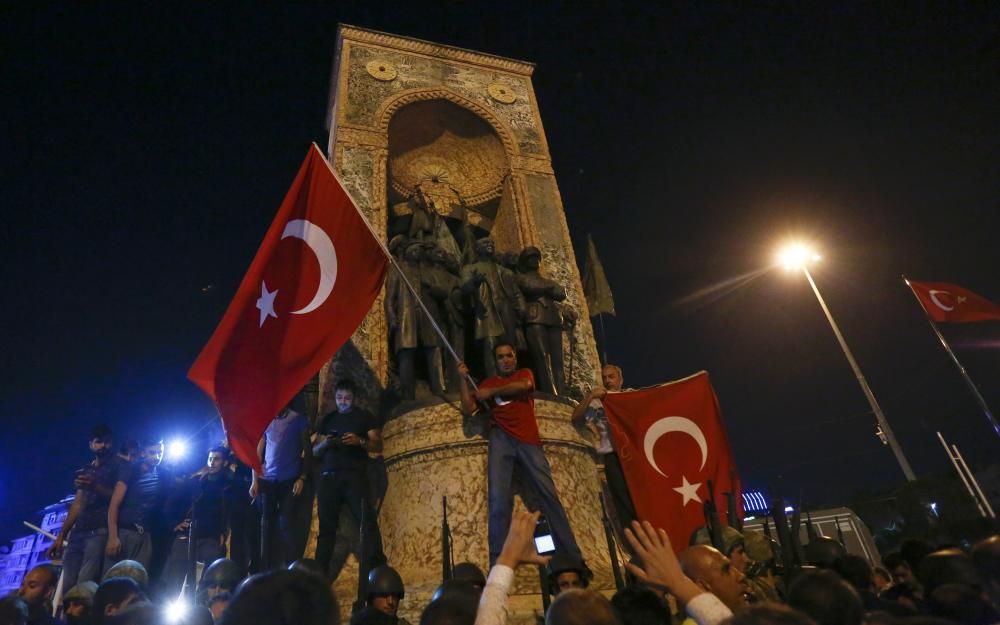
[375,87,520,159]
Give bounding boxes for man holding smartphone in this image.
[458,343,583,566]
[312,378,386,579]
[48,425,123,589]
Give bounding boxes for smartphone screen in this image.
[533,515,556,554]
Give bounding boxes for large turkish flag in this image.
[602,371,740,551]
[907,280,1000,323]
[189,144,388,471]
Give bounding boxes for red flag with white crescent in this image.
[907,280,1000,323]
[601,371,741,551]
[188,144,388,471]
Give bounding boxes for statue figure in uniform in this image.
[385,240,444,400]
[460,238,526,378]
[516,247,567,395]
[423,245,466,392]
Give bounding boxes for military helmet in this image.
[690,525,745,556]
[804,537,847,568]
[743,530,776,563]
[103,559,149,589]
[201,558,243,592]
[451,562,486,588]
[546,553,592,587]
[431,579,481,603]
[368,565,405,598]
[63,581,98,606]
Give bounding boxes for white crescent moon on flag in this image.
[643,416,708,478]
[281,219,338,315]
[928,290,954,311]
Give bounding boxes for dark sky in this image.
[2,3,999,541]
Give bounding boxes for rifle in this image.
[599,495,625,590]
[770,496,799,585]
[353,499,369,614]
[442,496,453,583]
[704,480,724,550]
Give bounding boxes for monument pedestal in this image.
[331,396,614,624]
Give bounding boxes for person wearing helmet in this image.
[546,553,592,596]
[803,536,846,569]
[102,559,149,590]
[351,565,412,625]
[200,558,243,600]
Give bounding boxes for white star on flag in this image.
[674,476,703,506]
[256,281,278,327]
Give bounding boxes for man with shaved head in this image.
[679,544,751,613]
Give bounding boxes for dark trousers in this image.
[602,451,637,530]
[259,478,302,570]
[315,470,386,579]
[229,494,261,576]
[161,535,225,596]
[487,427,582,565]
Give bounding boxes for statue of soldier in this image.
[423,245,466,392]
[516,247,567,395]
[385,240,444,400]
[460,238,526,378]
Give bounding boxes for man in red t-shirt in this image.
[459,342,583,565]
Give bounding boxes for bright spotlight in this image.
[776,242,821,271]
[166,439,188,462]
[165,597,189,623]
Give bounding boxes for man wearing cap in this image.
[61,582,98,625]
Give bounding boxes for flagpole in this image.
[314,145,475,388]
[802,266,916,481]
[902,276,1000,438]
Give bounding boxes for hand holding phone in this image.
[533,515,556,554]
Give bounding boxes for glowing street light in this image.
[776,241,916,481]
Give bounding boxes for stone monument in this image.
[314,25,606,623]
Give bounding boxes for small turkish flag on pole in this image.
[188,144,388,471]
[907,281,1000,323]
[602,371,741,551]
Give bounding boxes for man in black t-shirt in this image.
[312,378,387,580]
[161,447,235,595]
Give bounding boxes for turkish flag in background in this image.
[189,144,388,471]
[602,371,741,552]
[907,280,1000,323]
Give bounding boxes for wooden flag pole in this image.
[903,276,1000,438]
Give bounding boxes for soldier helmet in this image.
[367,565,405,598]
[546,553,592,587]
[63,581,99,607]
[690,526,745,557]
[451,562,486,588]
[102,559,149,589]
[804,537,847,568]
[201,558,243,592]
[431,578,481,603]
[743,530,776,563]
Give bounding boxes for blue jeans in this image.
[62,527,108,589]
[487,427,582,564]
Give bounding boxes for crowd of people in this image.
[4,345,1000,625]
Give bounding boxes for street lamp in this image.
[777,242,916,481]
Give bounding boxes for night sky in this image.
[3,3,998,541]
